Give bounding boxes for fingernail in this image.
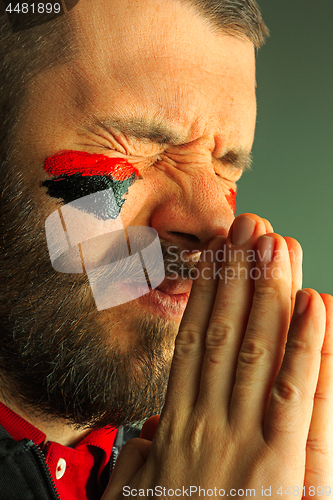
[257,236,275,265]
[295,290,311,315]
[231,216,256,246]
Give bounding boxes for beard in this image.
[0,152,198,431]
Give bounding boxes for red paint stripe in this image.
[225,188,236,213]
[43,150,139,181]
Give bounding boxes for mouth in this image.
[137,278,192,318]
[88,272,192,316]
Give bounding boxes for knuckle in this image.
[174,325,200,358]
[286,338,315,355]
[321,350,333,361]
[272,378,302,404]
[205,322,234,349]
[238,339,270,366]
[254,282,280,302]
[187,419,206,453]
[185,412,219,454]
[221,260,249,280]
[306,437,328,455]
[204,323,234,365]
[314,390,333,402]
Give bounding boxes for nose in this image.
[149,168,234,253]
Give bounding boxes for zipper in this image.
[110,426,124,476]
[109,426,142,476]
[25,440,61,500]
[110,445,119,474]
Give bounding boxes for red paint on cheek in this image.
[43,150,139,180]
[225,188,236,214]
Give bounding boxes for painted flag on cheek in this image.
[42,150,140,220]
[43,151,165,310]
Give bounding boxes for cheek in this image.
[42,150,140,219]
[225,188,236,214]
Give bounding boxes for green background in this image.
[236,0,333,293]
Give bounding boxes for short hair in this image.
[0,0,268,159]
[181,0,268,49]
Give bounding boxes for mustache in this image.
[54,229,201,286]
[161,240,199,279]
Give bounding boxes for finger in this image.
[304,293,333,489]
[264,289,326,453]
[229,233,292,425]
[262,218,274,233]
[284,237,303,317]
[196,214,267,412]
[104,438,151,500]
[162,236,225,416]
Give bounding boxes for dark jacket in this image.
[0,424,60,499]
[0,424,141,499]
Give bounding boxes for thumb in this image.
[140,414,161,441]
[102,438,152,500]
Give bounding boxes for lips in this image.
[134,278,192,318]
[138,287,190,318]
[156,278,192,296]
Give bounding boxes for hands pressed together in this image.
[104,214,333,500]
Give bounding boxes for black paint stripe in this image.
[42,173,135,220]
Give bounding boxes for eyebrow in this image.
[92,118,188,146]
[89,118,252,172]
[219,149,252,172]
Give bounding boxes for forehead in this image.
[72,0,254,67]
[68,0,256,149]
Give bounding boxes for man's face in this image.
[1,0,256,427]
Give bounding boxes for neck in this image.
[0,391,92,447]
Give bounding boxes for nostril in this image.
[169,231,201,244]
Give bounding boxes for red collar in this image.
[0,400,46,445]
[0,400,118,500]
